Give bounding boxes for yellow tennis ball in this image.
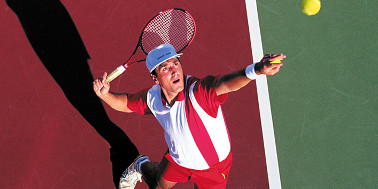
[270,59,281,64]
[301,0,321,16]
[270,59,281,69]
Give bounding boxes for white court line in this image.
[244,0,282,188]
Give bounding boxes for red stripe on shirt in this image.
[183,76,228,167]
[185,93,220,167]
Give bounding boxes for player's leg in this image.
[153,153,194,189]
[155,156,178,189]
[140,151,194,189]
[157,177,178,189]
[140,152,178,189]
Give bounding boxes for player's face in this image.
[153,58,184,99]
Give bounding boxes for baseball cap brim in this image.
[149,53,182,73]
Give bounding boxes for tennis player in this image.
[93,44,285,189]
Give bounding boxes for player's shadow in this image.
[5,0,139,187]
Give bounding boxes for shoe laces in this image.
[119,170,142,189]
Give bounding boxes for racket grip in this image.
[106,65,126,83]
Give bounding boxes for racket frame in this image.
[105,8,196,83]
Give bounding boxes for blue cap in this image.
[146,44,182,73]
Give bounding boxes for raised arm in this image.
[93,72,133,113]
[215,53,286,95]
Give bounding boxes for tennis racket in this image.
[105,8,196,83]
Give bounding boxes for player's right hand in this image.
[93,72,110,96]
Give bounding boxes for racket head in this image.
[140,8,196,55]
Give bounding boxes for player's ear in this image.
[150,74,159,84]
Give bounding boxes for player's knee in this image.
[157,177,176,189]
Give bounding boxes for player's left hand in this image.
[256,53,286,75]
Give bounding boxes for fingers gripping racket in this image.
[105,8,196,83]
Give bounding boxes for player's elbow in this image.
[215,85,240,96]
[113,105,133,113]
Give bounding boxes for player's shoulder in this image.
[199,75,219,87]
[186,75,217,84]
[186,75,219,93]
[147,84,161,96]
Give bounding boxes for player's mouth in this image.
[173,79,180,84]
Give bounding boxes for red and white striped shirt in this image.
[127,75,231,170]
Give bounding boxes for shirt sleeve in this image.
[127,88,152,115]
[192,75,228,118]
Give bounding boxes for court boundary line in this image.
[244,0,282,188]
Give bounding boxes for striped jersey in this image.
[127,75,231,170]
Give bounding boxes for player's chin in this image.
[173,80,184,90]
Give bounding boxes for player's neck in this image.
[160,75,186,107]
[161,90,180,107]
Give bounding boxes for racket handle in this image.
[106,65,126,83]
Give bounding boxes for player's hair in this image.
[151,69,157,77]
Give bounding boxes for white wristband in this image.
[245,63,261,80]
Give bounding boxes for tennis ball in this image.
[270,59,281,69]
[301,0,321,16]
[270,59,281,64]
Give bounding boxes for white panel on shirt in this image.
[147,84,210,170]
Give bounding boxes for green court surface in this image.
[257,0,377,188]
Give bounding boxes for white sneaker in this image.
[118,155,150,189]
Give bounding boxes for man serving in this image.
[93,43,285,189]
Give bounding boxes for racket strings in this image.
[141,9,195,54]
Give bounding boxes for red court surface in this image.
[1,0,276,188]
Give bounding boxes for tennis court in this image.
[1,0,376,188]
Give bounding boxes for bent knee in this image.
[157,177,177,189]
